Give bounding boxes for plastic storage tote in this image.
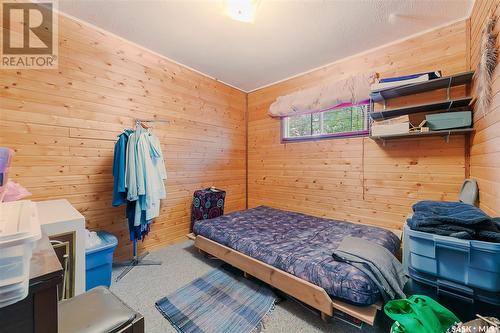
[425,111,472,130]
[0,200,41,308]
[406,269,499,321]
[85,231,118,291]
[404,223,500,292]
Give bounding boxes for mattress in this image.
[193,206,401,306]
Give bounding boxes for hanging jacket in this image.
[142,132,167,220]
[126,201,150,241]
[125,126,145,202]
[133,131,167,225]
[120,125,167,239]
[112,130,132,207]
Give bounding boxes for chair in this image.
[59,286,144,333]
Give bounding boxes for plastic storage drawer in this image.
[0,200,41,308]
[409,267,500,306]
[85,232,118,291]
[406,269,500,320]
[404,223,500,292]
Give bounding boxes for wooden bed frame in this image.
[190,234,381,326]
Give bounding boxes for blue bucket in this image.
[85,231,118,291]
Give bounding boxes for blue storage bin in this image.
[85,231,118,291]
[404,223,500,292]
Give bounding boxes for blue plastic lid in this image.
[86,231,118,254]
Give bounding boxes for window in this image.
[281,104,369,142]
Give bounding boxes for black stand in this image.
[113,238,161,282]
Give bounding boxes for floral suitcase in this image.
[191,187,226,231]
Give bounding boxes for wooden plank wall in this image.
[469,0,500,216]
[247,21,469,230]
[2,7,491,257]
[0,14,247,259]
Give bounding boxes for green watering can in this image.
[384,295,460,333]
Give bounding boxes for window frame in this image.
[280,103,370,143]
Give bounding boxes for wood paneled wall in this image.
[2,6,492,257]
[469,0,500,216]
[247,21,469,230]
[0,14,247,259]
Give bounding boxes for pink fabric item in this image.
[1,180,32,202]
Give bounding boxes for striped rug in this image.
[155,265,277,333]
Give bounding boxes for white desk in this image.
[36,199,86,296]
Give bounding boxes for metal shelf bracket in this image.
[444,131,451,143]
[446,77,453,101]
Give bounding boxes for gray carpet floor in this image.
[111,241,390,333]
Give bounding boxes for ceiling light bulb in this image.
[223,0,260,23]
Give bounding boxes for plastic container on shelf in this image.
[85,231,118,291]
[0,200,41,308]
[404,223,500,293]
[425,111,472,130]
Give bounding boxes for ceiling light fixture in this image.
[223,0,260,23]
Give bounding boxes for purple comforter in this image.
[193,206,400,306]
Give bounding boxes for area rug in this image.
[155,265,277,333]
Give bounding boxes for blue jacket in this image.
[112,130,131,207]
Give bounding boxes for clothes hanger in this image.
[135,119,169,129]
[134,119,170,135]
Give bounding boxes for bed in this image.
[192,206,401,325]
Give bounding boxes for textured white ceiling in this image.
[58,0,472,92]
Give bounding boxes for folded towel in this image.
[332,236,408,302]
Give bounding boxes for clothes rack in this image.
[134,118,170,129]
[114,238,162,282]
[113,119,169,282]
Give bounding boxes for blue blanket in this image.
[411,201,491,226]
[407,201,500,242]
